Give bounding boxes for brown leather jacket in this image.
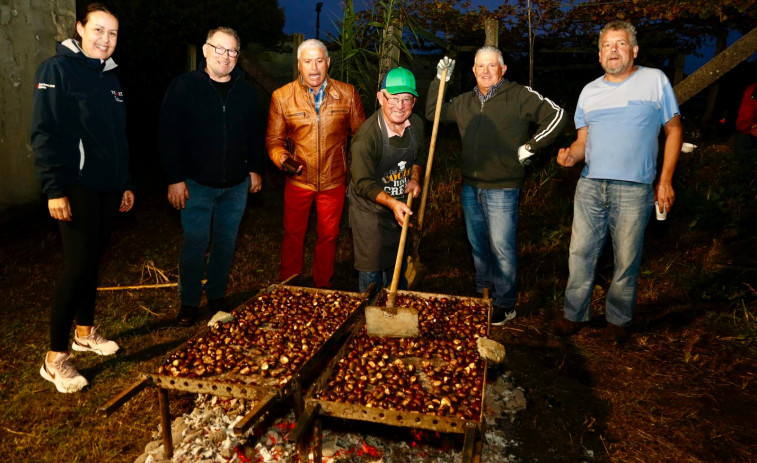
[267,77,366,191]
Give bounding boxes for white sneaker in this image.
[40,352,89,393]
[72,326,120,355]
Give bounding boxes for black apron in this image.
[349,116,421,271]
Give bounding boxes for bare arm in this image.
[404,165,422,198]
[655,115,683,212]
[557,127,588,167]
[375,191,413,227]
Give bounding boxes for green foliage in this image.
[329,0,421,111]
[331,0,376,95]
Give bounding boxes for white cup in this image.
[681,142,697,153]
[655,201,667,221]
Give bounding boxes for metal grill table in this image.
[291,289,491,463]
[99,284,368,459]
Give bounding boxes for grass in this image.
[1,135,756,462]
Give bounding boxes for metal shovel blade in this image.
[365,304,420,338]
[364,195,419,338]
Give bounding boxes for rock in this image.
[477,337,506,364]
[209,429,227,444]
[322,436,338,458]
[143,440,161,454]
[505,388,527,411]
[208,311,234,326]
[220,446,234,459]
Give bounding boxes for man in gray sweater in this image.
[427,47,567,325]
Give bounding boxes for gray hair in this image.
[207,26,240,48]
[474,46,505,67]
[297,39,329,60]
[598,21,637,49]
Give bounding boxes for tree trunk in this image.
[674,27,757,106]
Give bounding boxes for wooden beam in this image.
[97,376,150,417]
[674,27,757,105]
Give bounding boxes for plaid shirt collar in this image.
[474,78,505,105]
[307,78,328,115]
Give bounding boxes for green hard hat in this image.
[381,67,418,97]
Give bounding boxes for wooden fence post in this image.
[485,18,498,48]
[187,44,196,73]
[379,19,403,82]
[292,33,304,80]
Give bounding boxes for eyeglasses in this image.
[205,43,239,58]
[383,93,415,107]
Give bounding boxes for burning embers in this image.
[315,295,489,420]
[156,288,365,383]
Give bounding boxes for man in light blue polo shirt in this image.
[552,20,683,343]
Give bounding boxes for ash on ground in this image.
[135,371,526,463]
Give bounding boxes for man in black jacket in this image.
[160,26,263,326]
[427,47,567,325]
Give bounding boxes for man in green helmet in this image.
[348,67,426,294]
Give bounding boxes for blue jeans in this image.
[358,259,408,296]
[461,184,519,309]
[564,177,653,327]
[179,178,249,307]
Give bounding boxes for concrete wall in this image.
[0,0,75,216]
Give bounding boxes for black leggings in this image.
[50,186,121,352]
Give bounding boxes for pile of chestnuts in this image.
[316,295,489,420]
[157,288,365,385]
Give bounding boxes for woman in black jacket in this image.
[31,3,133,393]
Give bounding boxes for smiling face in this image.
[203,31,238,82]
[473,51,506,95]
[298,46,330,91]
[599,29,638,81]
[75,11,118,61]
[378,91,415,130]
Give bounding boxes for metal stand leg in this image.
[462,422,479,463]
[312,417,322,463]
[158,388,173,459]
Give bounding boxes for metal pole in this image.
[315,2,323,40]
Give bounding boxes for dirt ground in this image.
[1,139,755,462]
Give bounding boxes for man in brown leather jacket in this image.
[266,38,365,288]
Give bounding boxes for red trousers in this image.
[280,182,345,288]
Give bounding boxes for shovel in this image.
[365,194,420,338]
[405,67,449,289]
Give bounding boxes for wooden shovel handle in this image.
[416,67,448,231]
[386,194,414,308]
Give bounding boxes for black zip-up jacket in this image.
[159,63,262,187]
[31,39,130,199]
[427,78,567,189]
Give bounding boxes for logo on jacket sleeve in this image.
[36,83,56,89]
[111,90,124,103]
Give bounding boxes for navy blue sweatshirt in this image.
[159,63,263,187]
[31,39,130,198]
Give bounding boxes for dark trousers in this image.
[50,186,121,351]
